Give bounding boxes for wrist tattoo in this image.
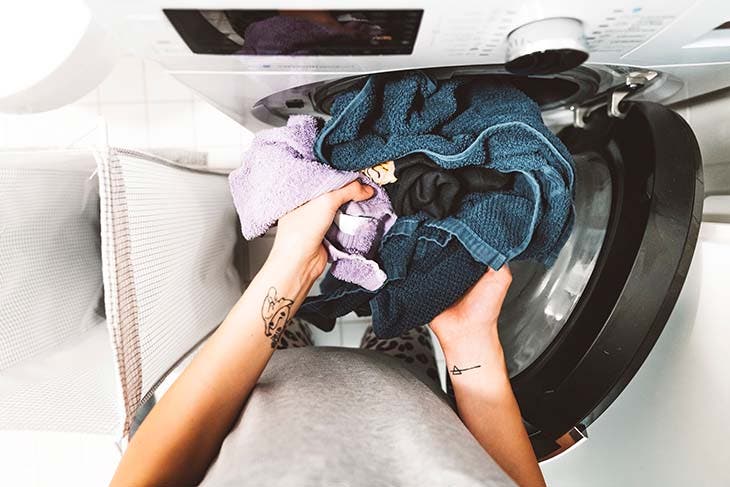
[450,364,481,375]
[261,287,294,349]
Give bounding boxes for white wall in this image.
[0,56,253,169]
[541,222,730,487]
[674,88,730,221]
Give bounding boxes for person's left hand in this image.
[269,180,374,279]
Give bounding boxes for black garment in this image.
[384,153,515,219]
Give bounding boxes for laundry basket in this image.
[0,147,242,444]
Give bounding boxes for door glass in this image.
[499,152,612,376]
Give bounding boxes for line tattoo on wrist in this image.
[261,287,294,349]
[450,364,481,375]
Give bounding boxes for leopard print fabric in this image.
[275,317,315,349]
[360,325,440,387]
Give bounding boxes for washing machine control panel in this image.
[86,0,730,74]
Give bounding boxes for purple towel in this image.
[229,115,395,291]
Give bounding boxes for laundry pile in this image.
[230,71,575,338]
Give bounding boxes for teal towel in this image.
[302,72,576,337]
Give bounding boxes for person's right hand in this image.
[269,181,374,282]
[429,266,512,358]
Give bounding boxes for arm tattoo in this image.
[450,364,481,375]
[261,287,294,349]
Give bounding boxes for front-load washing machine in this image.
[86,0,723,464]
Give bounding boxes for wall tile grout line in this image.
[140,60,151,149]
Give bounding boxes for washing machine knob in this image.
[505,17,589,75]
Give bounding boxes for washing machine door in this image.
[503,102,702,459]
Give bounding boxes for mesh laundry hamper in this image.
[98,148,241,434]
[0,147,241,439]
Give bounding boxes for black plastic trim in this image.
[506,49,589,75]
[512,103,703,459]
[312,66,601,113]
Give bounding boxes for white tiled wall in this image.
[0,56,253,169]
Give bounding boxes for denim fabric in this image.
[301,73,575,338]
[298,274,374,332]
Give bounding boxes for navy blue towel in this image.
[301,72,575,338]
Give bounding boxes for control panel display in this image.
[164,9,423,55]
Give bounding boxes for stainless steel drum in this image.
[500,152,612,376]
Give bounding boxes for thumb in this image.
[329,181,375,207]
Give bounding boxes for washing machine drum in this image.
[258,75,702,459]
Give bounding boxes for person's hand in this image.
[269,181,374,281]
[431,266,547,487]
[429,266,512,359]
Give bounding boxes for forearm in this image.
[110,250,319,487]
[441,329,546,487]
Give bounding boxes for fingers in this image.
[327,181,375,207]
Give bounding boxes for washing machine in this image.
[85,0,725,469]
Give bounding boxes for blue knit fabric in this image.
[301,72,575,338]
